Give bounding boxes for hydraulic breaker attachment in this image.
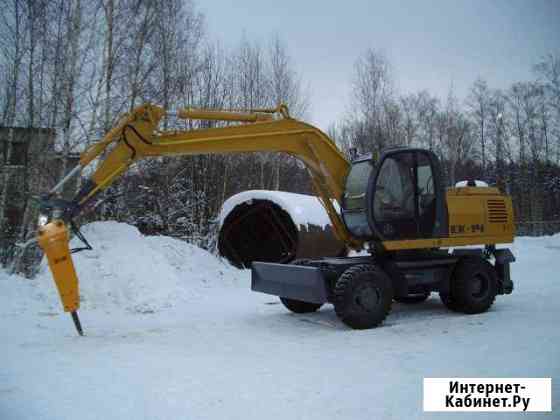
[37,220,83,335]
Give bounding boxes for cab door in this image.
[368,149,447,241]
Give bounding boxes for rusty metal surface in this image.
[218,197,346,268]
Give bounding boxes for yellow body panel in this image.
[447,186,515,239]
[37,221,80,312]
[177,108,274,122]
[382,186,515,251]
[382,235,513,251]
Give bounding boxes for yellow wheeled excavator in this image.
[35,103,515,334]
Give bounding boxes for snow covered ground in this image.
[1,222,558,419]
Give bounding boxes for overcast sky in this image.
[200,0,560,130]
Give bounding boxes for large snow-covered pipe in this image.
[218,190,346,268]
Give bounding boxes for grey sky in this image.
[200,0,560,130]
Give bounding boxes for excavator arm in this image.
[37,103,360,334]
[74,104,353,241]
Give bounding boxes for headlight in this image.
[38,214,49,226]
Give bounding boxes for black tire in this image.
[447,257,498,314]
[279,297,323,314]
[278,259,323,314]
[334,264,393,329]
[394,292,430,304]
[439,292,462,312]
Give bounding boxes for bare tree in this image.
[349,48,396,153]
[438,88,475,185]
[267,35,310,189]
[0,0,26,126]
[467,78,490,175]
[415,90,440,151]
[126,0,158,111]
[487,89,508,190]
[534,54,560,162]
[101,0,115,132]
[400,93,419,146]
[231,37,270,188]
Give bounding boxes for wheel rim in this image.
[470,273,489,299]
[353,283,380,312]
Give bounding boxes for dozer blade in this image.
[251,262,329,304]
[37,220,83,336]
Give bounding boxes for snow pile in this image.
[5,221,243,315]
[219,190,337,230]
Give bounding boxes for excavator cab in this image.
[342,148,448,242]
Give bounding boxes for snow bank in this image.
[511,232,560,253]
[0,270,47,316]
[3,221,243,315]
[219,190,337,230]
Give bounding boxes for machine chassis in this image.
[252,246,515,328]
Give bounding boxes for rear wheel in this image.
[394,292,430,304]
[279,297,323,313]
[334,264,393,329]
[446,257,497,314]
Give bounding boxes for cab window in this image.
[417,153,436,236]
[372,151,438,240]
[373,154,415,222]
[417,154,435,214]
[342,159,373,237]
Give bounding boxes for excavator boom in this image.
[73,104,355,244]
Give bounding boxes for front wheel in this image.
[448,257,498,314]
[334,264,393,329]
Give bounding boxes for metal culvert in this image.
[218,190,346,268]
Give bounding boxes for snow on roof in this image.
[455,180,489,187]
[218,190,337,230]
